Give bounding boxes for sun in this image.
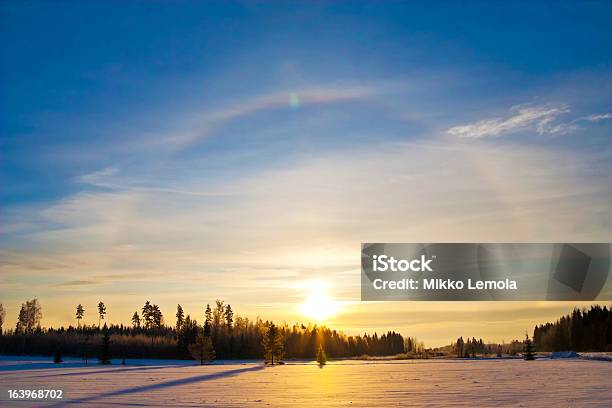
[299,286,340,322]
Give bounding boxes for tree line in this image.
[0,299,408,362]
[3,300,609,362]
[533,305,612,352]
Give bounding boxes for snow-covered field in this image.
[1,358,610,407]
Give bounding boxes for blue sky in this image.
[1,1,611,345]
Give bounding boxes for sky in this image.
[1,1,611,347]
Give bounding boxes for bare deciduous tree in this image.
[15,299,42,334]
[0,303,6,335]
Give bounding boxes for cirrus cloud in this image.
[447,104,571,138]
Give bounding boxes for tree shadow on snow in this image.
[49,365,266,406]
[26,364,189,378]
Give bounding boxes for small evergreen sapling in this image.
[316,344,327,366]
[188,332,215,365]
[524,333,535,361]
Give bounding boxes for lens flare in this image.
[289,93,300,109]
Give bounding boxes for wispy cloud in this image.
[2,139,611,341]
[5,140,611,292]
[448,104,612,139]
[77,166,235,197]
[77,166,119,185]
[54,280,99,287]
[579,113,612,122]
[447,104,571,138]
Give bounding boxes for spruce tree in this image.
[262,322,284,365]
[204,304,212,336]
[188,331,215,365]
[224,305,234,330]
[524,333,535,361]
[225,305,234,354]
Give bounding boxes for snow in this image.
[0,358,610,407]
[551,351,579,359]
[0,355,260,371]
[579,352,612,362]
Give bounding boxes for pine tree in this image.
[142,301,156,346]
[316,344,327,366]
[131,311,141,329]
[142,301,153,330]
[97,301,106,329]
[76,304,85,328]
[188,331,215,365]
[524,333,535,361]
[176,304,185,332]
[99,323,112,364]
[204,304,212,337]
[152,304,163,328]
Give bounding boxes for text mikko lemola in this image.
[371,255,518,291]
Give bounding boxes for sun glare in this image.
[299,286,340,322]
